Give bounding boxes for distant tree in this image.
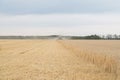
[113,34,119,39]
[106,34,113,39]
[119,35,120,39]
[102,35,105,39]
[84,34,101,39]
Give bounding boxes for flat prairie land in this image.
[0,40,120,80]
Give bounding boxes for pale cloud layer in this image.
[0,13,120,35]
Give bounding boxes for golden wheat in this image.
[0,40,119,80]
[58,40,117,74]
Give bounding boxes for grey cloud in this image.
[0,0,120,14]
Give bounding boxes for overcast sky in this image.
[0,0,120,36]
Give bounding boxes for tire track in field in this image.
[0,40,43,51]
[18,41,46,55]
[0,40,45,55]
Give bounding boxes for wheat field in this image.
[0,40,120,80]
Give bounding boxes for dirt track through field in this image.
[0,40,116,80]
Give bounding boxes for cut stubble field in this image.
[0,40,120,80]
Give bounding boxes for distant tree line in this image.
[0,34,120,40]
[0,36,55,39]
[102,34,120,40]
[70,35,101,40]
[70,34,120,40]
